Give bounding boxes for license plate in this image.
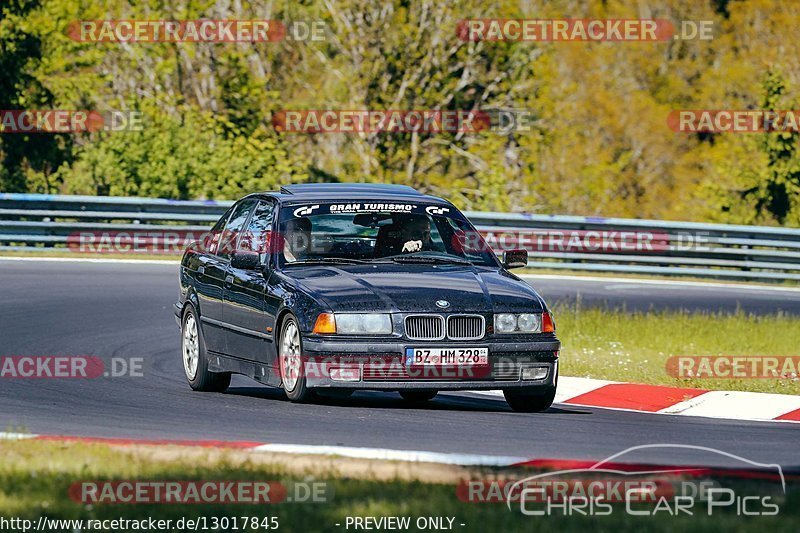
[405,347,488,366]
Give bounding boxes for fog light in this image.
[522,367,548,380]
[330,366,361,382]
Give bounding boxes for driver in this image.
[283,217,312,262]
[399,214,432,253]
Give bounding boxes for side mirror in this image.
[231,251,260,270]
[502,249,528,269]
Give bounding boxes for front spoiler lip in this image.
[307,378,556,390]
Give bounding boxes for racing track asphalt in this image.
[1,259,798,470]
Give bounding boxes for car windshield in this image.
[277,202,499,267]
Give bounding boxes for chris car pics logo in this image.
[503,444,785,517]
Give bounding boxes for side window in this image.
[205,206,234,255]
[238,200,276,262]
[440,216,498,265]
[218,199,258,259]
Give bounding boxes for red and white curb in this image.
[475,376,800,423]
[0,433,527,466]
[2,435,797,482]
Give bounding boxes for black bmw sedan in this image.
[175,183,560,412]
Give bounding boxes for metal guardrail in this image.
[2,192,800,282]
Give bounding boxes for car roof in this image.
[246,183,451,205]
[281,183,420,196]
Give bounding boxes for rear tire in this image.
[399,390,438,402]
[181,305,231,392]
[279,315,314,402]
[503,387,555,413]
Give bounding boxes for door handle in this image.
[198,266,205,275]
[225,275,234,286]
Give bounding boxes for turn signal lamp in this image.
[313,313,336,334]
[542,312,555,333]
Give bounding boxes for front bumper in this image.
[300,337,560,391]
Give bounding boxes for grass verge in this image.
[553,302,800,394]
[0,440,796,532]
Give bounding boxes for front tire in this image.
[279,315,314,402]
[399,390,438,402]
[181,306,231,392]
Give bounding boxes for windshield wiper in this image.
[286,257,370,265]
[383,254,473,265]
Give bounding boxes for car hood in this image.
[281,264,545,313]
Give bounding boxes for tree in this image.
[704,70,800,226]
[0,0,72,192]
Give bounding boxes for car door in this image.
[223,199,276,364]
[200,198,258,355]
[193,205,234,355]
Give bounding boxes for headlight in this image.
[334,313,392,335]
[517,313,541,332]
[494,313,543,334]
[495,313,518,333]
